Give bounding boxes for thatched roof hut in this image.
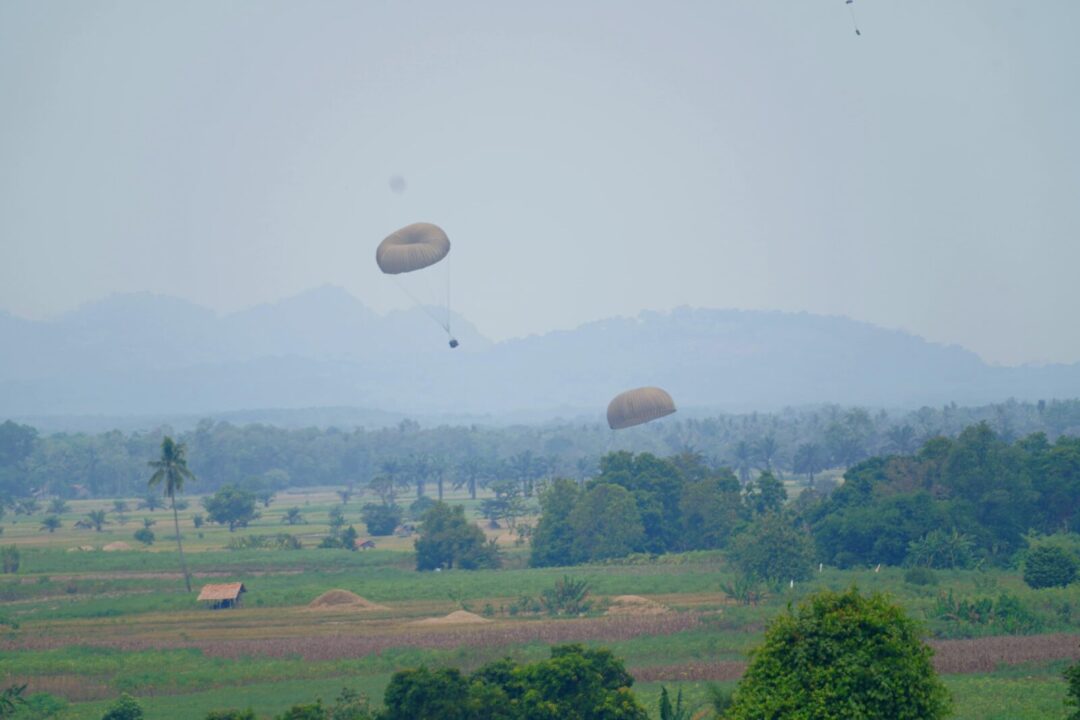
[197,582,246,609]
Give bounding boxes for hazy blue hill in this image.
[2,289,1079,423]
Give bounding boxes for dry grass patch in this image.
[606,595,670,616]
[410,610,491,626]
[307,590,388,611]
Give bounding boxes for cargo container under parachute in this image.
[376,222,458,348]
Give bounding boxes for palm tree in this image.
[732,441,753,484]
[40,515,62,533]
[148,436,196,593]
[754,434,779,473]
[455,455,491,500]
[428,454,450,501]
[86,510,107,532]
[282,507,305,525]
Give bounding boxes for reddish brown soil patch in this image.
[929,633,1080,674]
[2,614,701,660]
[628,633,1080,682]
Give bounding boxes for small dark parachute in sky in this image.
[389,175,407,194]
[606,387,677,430]
[377,223,458,348]
[846,0,862,36]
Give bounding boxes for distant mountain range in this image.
[3,286,1080,430]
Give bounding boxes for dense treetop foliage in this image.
[381,644,647,720]
[529,453,748,566]
[525,423,1080,573]
[806,423,1080,568]
[415,502,500,571]
[727,588,951,720]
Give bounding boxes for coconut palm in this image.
[40,515,62,533]
[148,436,195,593]
[86,510,107,532]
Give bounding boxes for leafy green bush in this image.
[508,594,542,616]
[319,526,359,551]
[277,702,325,720]
[133,529,155,546]
[409,496,437,520]
[727,512,815,586]
[1066,656,1080,720]
[727,588,950,720]
[1023,545,1078,589]
[907,529,974,569]
[101,693,143,720]
[719,573,765,606]
[13,690,67,719]
[540,576,592,616]
[227,534,302,551]
[415,503,499,571]
[932,591,1041,636]
[381,645,646,720]
[0,546,18,574]
[904,566,939,586]
[360,503,402,537]
[205,711,256,720]
[0,684,27,717]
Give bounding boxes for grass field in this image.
[2,489,1079,719]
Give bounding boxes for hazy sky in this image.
[2,1,1078,366]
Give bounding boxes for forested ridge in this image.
[2,399,1080,501]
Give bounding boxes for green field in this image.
[2,489,1079,719]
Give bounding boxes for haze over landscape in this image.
[3,3,1080,719]
[5,287,1080,428]
[3,1,1080,370]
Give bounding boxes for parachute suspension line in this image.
[846,0,861,36]
[446,251,452,338]
[391,275,451,333]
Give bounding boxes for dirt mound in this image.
[410,610,492,626]
[307,590,387,611]
[102,542,132,552]
[606,595,670,616]
[67,545,95,553]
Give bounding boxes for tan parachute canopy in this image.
[606,387,677,430]
[376,223,450,275]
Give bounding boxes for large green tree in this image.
[415,502,499,571]
[148,436,196,592]
[381,644,647,720]
[678,470,744,550]
[568,483,645,562]
[727,588,951,720]
[728,512,816,586]
[202,485,259,533]
[360,503,402,536]
[529,478,582,567]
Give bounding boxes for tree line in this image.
[2,399,1079,502]
[527,423,1080,576]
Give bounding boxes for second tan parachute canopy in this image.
[606,387,677,430]
[376,223,450,275]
